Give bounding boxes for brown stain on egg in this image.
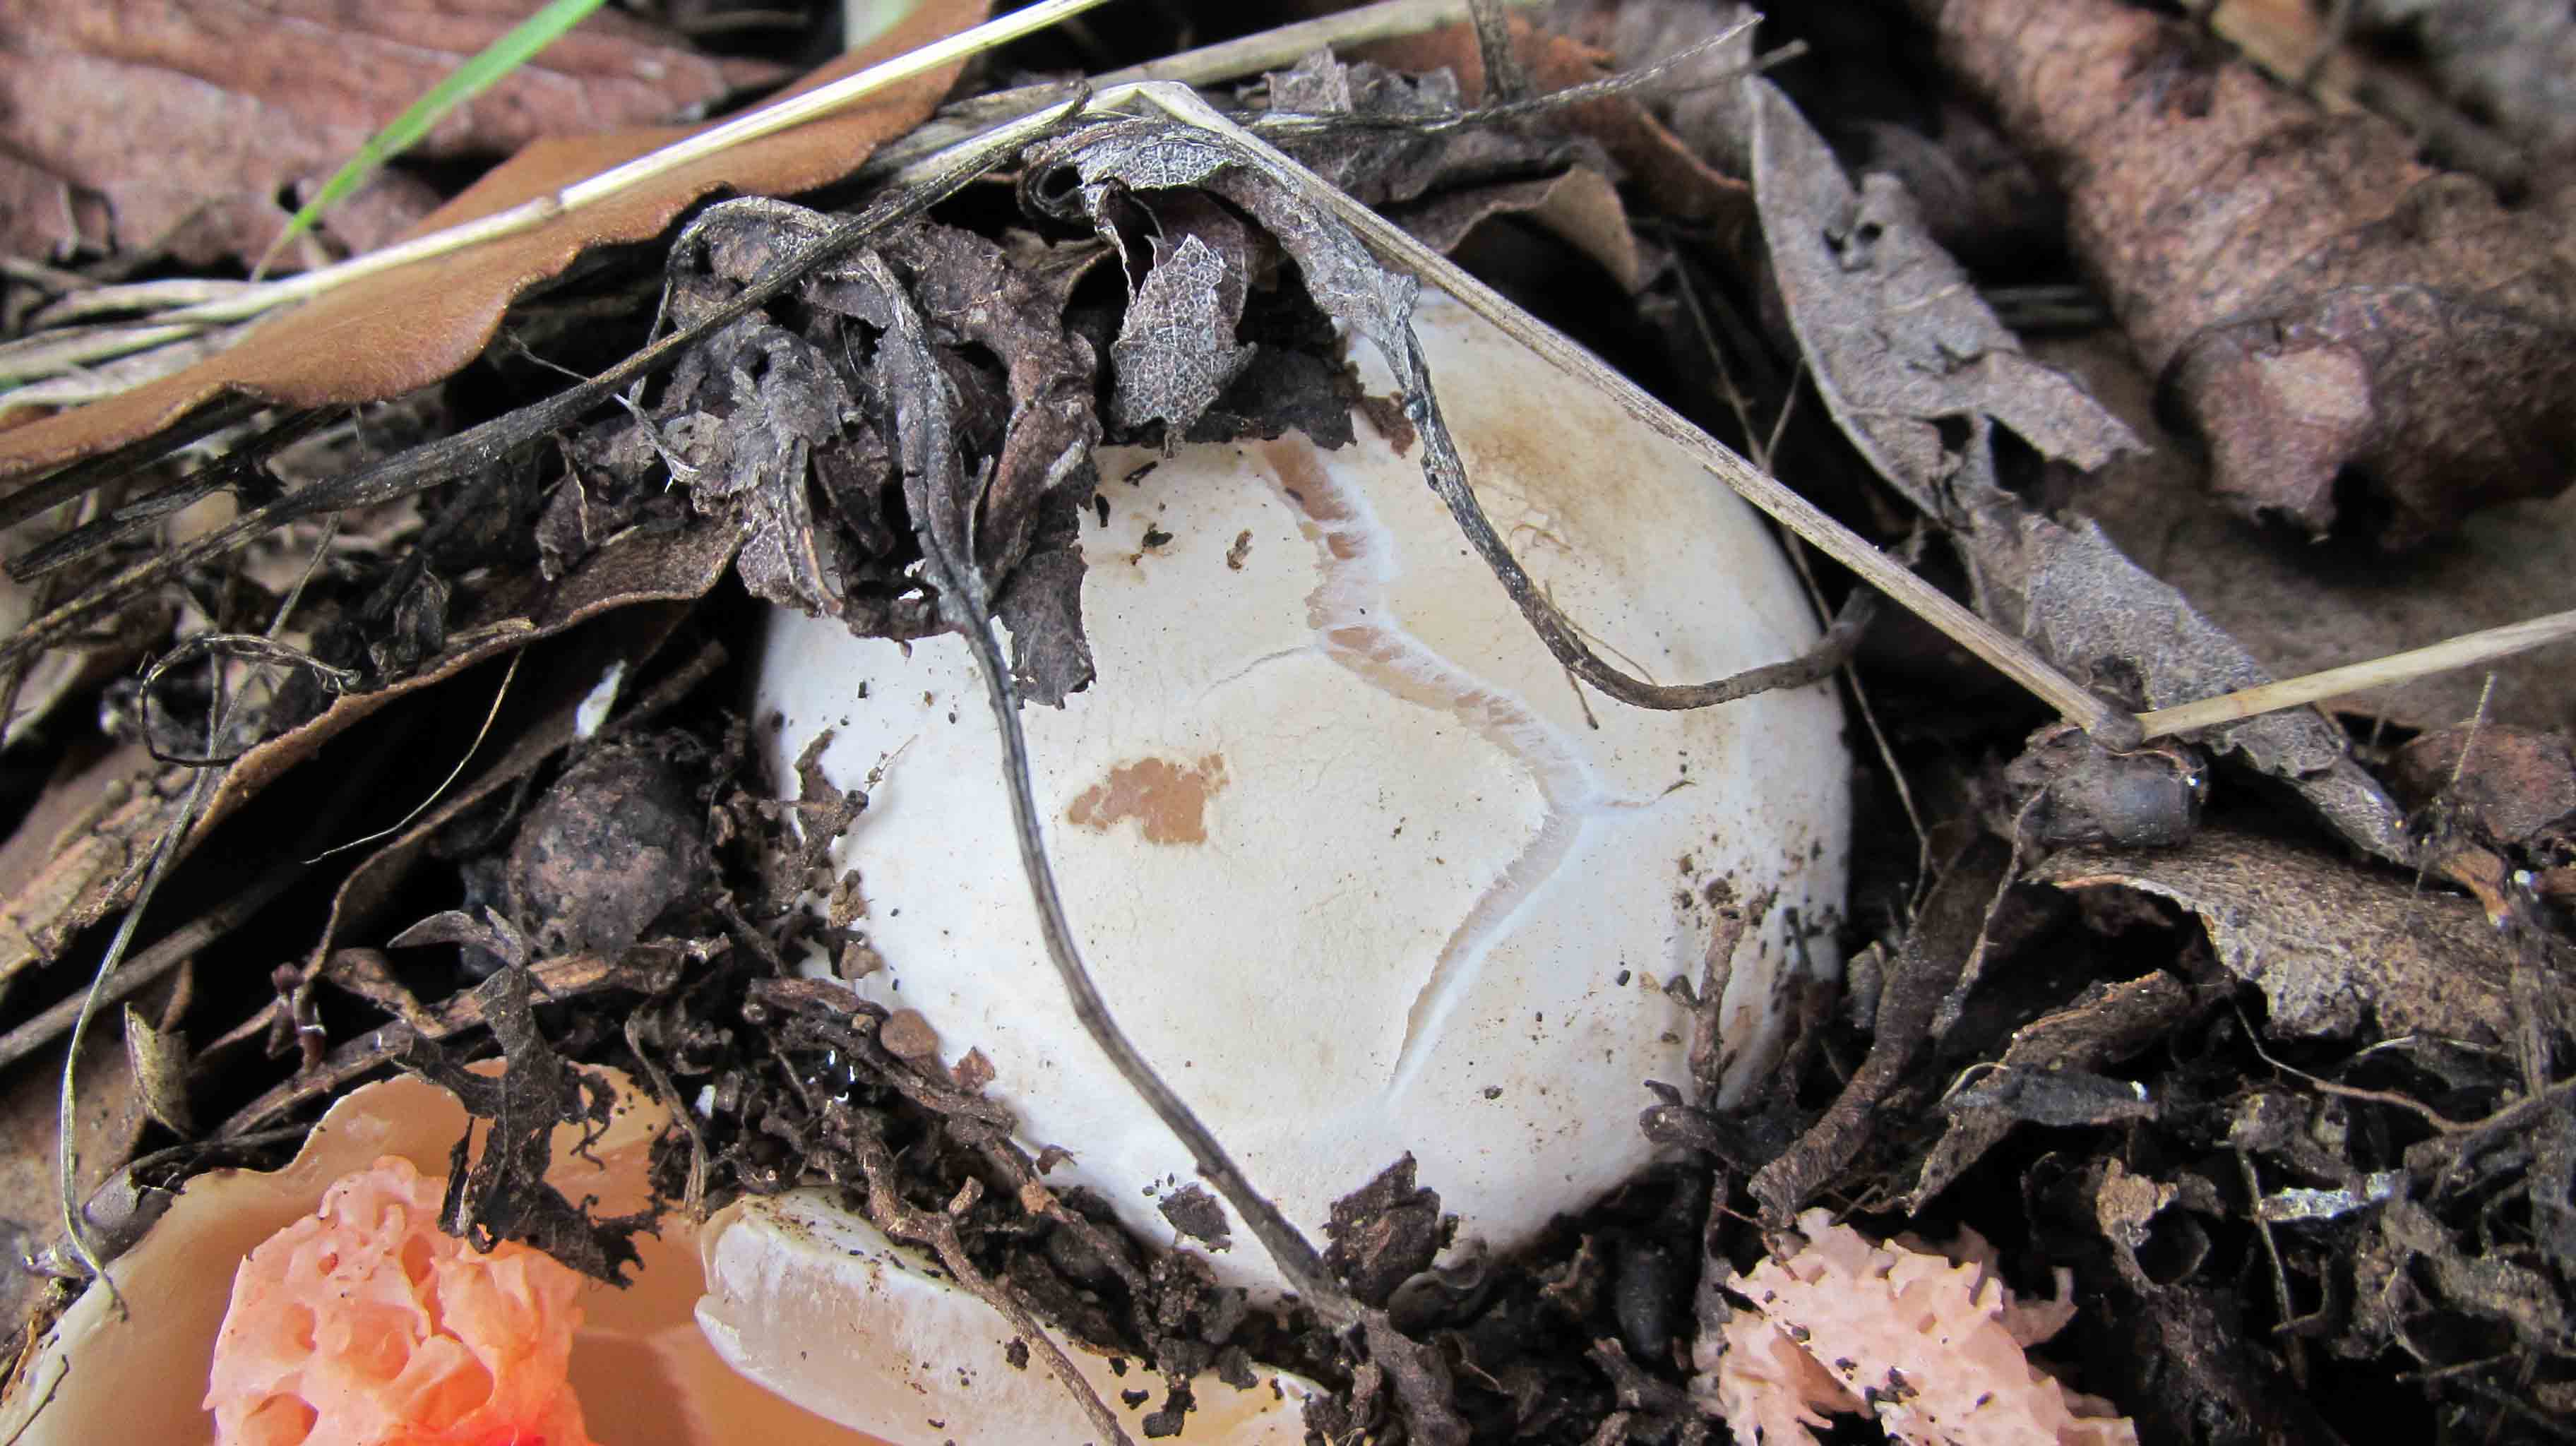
[1064,754,1229,844]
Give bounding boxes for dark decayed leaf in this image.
[655,314,854,616]
[398,956,650,1284]
[1742,77,2412,863]
[2029,827,2554,1044]
[882,223,1103,582]
[1265,49,1590,211]
[1323,1157,1450,1309]
[1908,969,2198,1210]
[655,201,1106,703]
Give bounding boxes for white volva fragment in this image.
[755,286,1850,1296]
[696,1190,1316,1444]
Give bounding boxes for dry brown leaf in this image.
[2387,722,2576,849]
[0,0,781,268]
[2038,329,2576,734]
[2030,827,2548,1046]
[1929,0,2576,547]
[1356,11,1750,227]
[0,743,186,993]
[0,0,984,482]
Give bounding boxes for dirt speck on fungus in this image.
[1157,1183,1232,1250]
[1063,754,1229,845]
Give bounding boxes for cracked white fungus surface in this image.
[754,287,1849,1296]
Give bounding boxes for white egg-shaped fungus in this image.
[755,285,1851,1296]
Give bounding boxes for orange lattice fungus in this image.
[204,1155,598,1446]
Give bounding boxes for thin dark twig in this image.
[8,407,336,582]
[862,250,1356,1322]
[0,397,262,530]
[1405,328,1871,710]
[0,856,306,1072]
[54,515,338,1301]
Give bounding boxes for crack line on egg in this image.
[1194,641,1318,700]
[1256,439,1649,1099]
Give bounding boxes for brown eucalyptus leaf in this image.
[1931,0,2576,546]
[0,0,782,268]
[0,0,984,482]
[0,743,187,992]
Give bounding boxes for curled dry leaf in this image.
[2029,827,2560,1045]
[1354,8,1750,228]
[0,0,984,481]
[1739,77,2411,862]
[1929,0,2576,547]
[0,0,782,268]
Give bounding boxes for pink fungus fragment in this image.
[205,1155,598,1446]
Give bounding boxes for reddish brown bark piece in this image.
[0,0,984,482]
[0,0,783,268]
[1931,0,2576,547]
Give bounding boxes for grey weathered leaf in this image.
[1743,78,2410,861]
[1113,234,1257,435]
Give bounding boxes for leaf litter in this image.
[0,0,780,270]
[4,3,2576,1442]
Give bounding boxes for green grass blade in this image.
[258,0,609,275]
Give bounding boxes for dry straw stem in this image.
[1121,83,2142,746]
[2135,608,2576,739]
